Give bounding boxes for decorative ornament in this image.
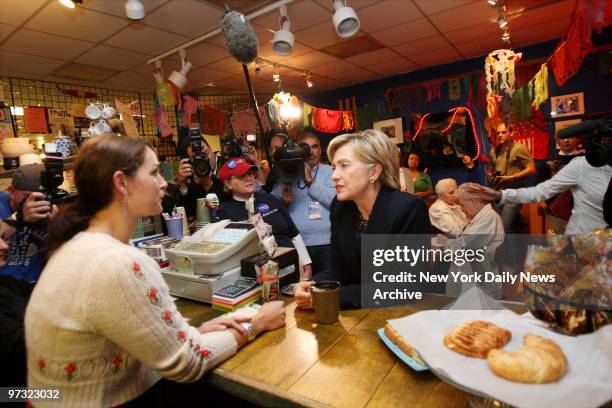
[484,49,522,116]
[182,95,200,126]
[448,79,461,101]
[424,80,441,102]
[531,64,548,109]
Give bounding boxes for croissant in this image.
[487,333,567,383]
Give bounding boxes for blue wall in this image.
[304,28,612,188]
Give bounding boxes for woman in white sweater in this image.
[25,134,286,407]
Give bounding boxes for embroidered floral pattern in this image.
[177,330,186,343]
[132,262,143,279]
[162,310,175,326]
[38,359,45,371]
[147,288,160,306]
[110,355,124,373]
[200,349,211,359]
[65,363,77,380]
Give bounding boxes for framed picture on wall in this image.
[554,118,582,149]
[550,92,584,118]
[373,118,403,144]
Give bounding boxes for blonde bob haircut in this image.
[327,129,400,190]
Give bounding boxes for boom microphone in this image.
[220,8,259,65]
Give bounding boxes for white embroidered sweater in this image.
[25,232,238,407]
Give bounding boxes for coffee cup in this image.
[85,103,101,120]
[101,104,115,120]
[165,216,183,241]
[196,198,210,223]
[88,120,111,136]
[311,281,341,324]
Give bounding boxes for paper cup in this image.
[196,198,210,223]
[312,281,341,324]
[174,206,189,236]
[165,217,183,241]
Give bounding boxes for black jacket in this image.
[314,186,431,309]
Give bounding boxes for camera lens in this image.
[192,157,211,177]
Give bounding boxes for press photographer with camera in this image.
[271,131,335,277]
[468,118,611,234]
[0,163,58,283]
[486,122,536,232]
[176,128,227,218]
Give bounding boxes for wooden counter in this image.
[177,296,526,408]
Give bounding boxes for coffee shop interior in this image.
[0,0,611,406]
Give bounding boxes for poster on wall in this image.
[24,107,48,133]
[47,108,75,136]
[550,92,584,118]
[0,107,15,140]
[373,118,403,145]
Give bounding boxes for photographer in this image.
[0,164,56,282]
[176,135,226,218]
[486,122,535,232]
[467,119,611,234]
[261,133,288,192]
[271,131,335,277]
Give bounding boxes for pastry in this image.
[487,333,567,383]
[384,323,425,365]
[443,320,511,358]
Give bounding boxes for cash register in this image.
[161,220,260,303]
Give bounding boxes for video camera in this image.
[557,117,612,167]
[272,139,311,183]
[40,143,71,204]
[221,138,249,160]
[188,127,212,178]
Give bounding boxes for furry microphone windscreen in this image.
[221,10,259,65]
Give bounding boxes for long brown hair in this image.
[47,134,149,252]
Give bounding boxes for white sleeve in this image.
[84,251,238,383]
[291,234,312,267]
[501,158,581,204]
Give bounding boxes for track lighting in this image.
[501,31,510,41]
[168,49,192,89]
[125,0,145,20]
[272,66,280,82]
[498,17,507,29]
[305,75,313,88]
[272,5,294,56]
[58,0,82,8]
[332,0,360,38]
[487,0,497,5]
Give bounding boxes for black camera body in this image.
[188,127,212,178]
[40,151,71,205]
[557,117,612,167]
[222,138,249,159]
[273,140,311,184]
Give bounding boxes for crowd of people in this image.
[0,123,609,405]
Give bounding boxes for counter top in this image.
[177,295,526,407]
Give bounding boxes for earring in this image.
[369,177,376,183]
[120,196,127,207]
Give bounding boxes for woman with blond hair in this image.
[294,130,431,309]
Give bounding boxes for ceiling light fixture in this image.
[498,17,507,28]
[305,74,313,88]
[272,66,280,82]
[272,5,294,56]
[125,0,145,20]
[168,49,193,89]
[58,0,82,9]
[501,30,510,41]
[332,0,360,38]
[487,0,497,5]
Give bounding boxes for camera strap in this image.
[297,164,319,190]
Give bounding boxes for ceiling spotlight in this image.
[255,67,262,76]
[58,0,82,8]
[125,0,145,20]
[272,66,280,82]
[487,0,497,5]
[332,0,360,38]
[498,17,508,29]
[305,75,313,88]
[501,31,510,41]
[272,5,294,56]
[168,49,193,89]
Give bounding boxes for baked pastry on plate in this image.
[443,320,511,358]
[488,333,567,383]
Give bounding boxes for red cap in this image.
[219,158,258,182]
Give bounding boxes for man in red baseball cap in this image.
[219,158,258,183]
[218,158,312,280]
